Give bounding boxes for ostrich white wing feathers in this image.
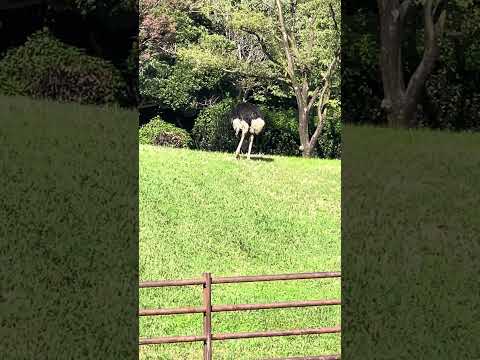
[249,118,265,135]
[232,118,249,136]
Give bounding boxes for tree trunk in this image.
[378,0,409,128]
[302,146,314,157]
[377,0,446,128]
[386,99,417,128]
[298,106,311,157]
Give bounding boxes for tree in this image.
[210,0,341,157]
[138,0,342,156]
[274,0,340,157]
[377,0,447,128]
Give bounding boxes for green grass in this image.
[139,146,341,359]
[342,125,480,359]
[1,96,138,358]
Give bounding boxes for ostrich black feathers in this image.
[230,102,263,126]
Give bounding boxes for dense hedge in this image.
[316,100,342,159]
[317,116,342,159]
[191,98,237,152]
[258,107,301,156]
[0,29,126,105]
[139,116,192,148]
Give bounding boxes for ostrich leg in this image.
[247,134,254,159]
[235,130,246,158]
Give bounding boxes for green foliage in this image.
[177,33,237,72]
[141,59,197,110]
[314,99,341,159]
[191,102,339,157]
[317,118,341,159]
[191,98,236,151]
[0,29,126,105]
[191,101,301,155]
[140,57,224,111]
[139,0,343,157]
[259,107,301,156]
[166,8,205,45]
[342,10,382,124]
[139,116,191,148]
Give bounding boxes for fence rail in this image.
[139,271,341,360]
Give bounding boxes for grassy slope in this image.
[139,146,341,360]
[343,125,480,359]
[1,96,138,358]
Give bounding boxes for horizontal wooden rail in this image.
[139,305,204,316]
[212,326,341,341]
[140,271,341,288]
[139,272,341,359]
[213,272,341,284]
[140,278,204,288]
[140,334,205,345]
[139,326,341,345]
[139,299,341,316]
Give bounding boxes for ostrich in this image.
[231,103,265,159]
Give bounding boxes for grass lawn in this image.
[1,96,138,358]
[342,125,480,359]
[139,146,341,359]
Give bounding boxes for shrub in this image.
[191,98,237,152]
[316,99,342,159]
[0,28,126,105]
[260,104,341,158]
[316,116,342,159]
[258,107,300,156]
[139,116,191,148]
[192,101,301,155]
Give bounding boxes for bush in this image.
[139,116,191,148]
[259,104,341,158]
[316,116,342,159]
[258,107,300,156]
[191,98,237,151]
[0,28,126,105]
[316,99,342,159]
[192,101,300,155]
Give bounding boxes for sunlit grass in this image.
[139,146,341,359]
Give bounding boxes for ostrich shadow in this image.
[238,155,274,162]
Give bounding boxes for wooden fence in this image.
[139,271,341,360]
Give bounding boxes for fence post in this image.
[203,272,212,360]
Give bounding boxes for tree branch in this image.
[424,0,435,48]
[287,33,301,59]
[329,3,339,32]
[275,0,298,88]
[242,29,282,67]
[400,0,413,22]
[405,0,446,103]
[307,87,321,113]
[308,49,339,146]
[306,46,339,113]
[310,105,328,148]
